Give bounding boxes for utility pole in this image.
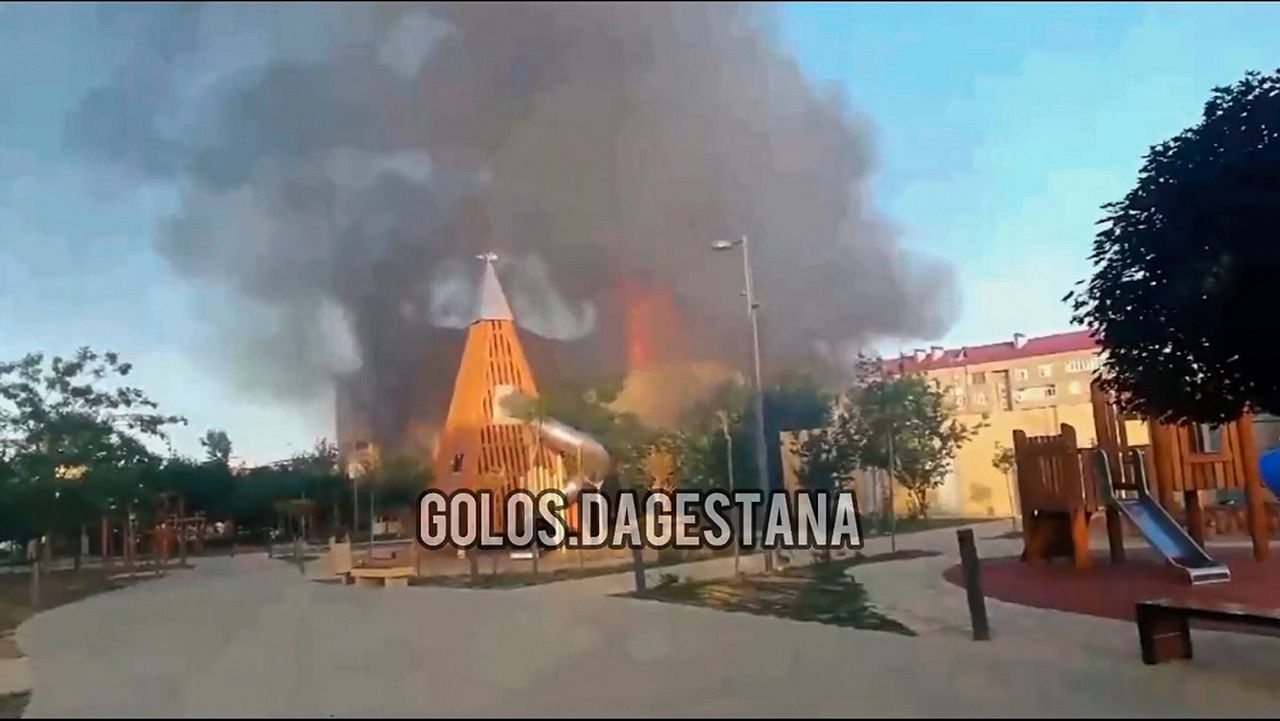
[349,449,362,545]
[742,236,773,573]
[712,234,773,573]
[887,429,897,554]
[365,442,379,555]
[718,411,740,577]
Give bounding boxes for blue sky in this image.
[2,3,1279,462]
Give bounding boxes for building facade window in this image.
[970,371,986,384]
[1068,380,1082,395]
[1038,364,1054,378]
[1015,385,1057,403]
[1013,368,1029,381]
[1065,357,1101,374]
[973,391,988,405]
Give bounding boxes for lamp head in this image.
[711,239,738,251]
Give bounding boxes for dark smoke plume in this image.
[68,2,956,448]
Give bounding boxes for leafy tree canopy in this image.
[845,375,985,518]
[0,348,185,475]
[0,348,185,539]
[200,428,233,465]
[1070,69,1280,424]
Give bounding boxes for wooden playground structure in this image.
[1014,379,1272,576]
[97,492,207,577]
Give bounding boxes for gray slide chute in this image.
[528,417,610,501]
[1091,449,1231,585]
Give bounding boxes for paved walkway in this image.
[14,523,1280,716]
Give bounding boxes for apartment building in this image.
[883,330,1112,518]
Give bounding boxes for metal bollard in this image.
[957,529,991,641]
[631,546,646,592]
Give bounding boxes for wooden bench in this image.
[1136,598,1280,664]
[349,566,413,588]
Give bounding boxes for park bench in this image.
[1136,598,1280,664]
[349,565,412,588]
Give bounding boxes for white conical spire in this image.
[475,252,514,322]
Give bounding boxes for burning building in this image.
[334,262,739,462]
[429,254,608,499]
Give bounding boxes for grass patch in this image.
[0,692,29,719]
[0,567,134,635]
[621,550,936,636]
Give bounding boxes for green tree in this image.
[1069,69,1280,424]
[789,419,857,561]
[501,381,657,487]
[762,373,837,489]
[0,348,183,552]
[341,447,429,538]
[199,428,233,465]
[991,441,1018,530]
[373,452,431,511]
[848,375,985,519]
[286,439,344,534]
[153,456,236,520]
[790,421,856,494]
[678,374,832,493]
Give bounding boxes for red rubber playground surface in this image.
[943,547,1280,622]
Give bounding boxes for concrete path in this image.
[15,523,1280,716]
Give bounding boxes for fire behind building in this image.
[334,264,739,467]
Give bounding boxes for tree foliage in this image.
[845,375,985,518]
[680,375,833,493]
[1069,69,1280,423]
[0,347,366,549]
[790,422,855,493]
[0,348,186,543]
[200,428,233,465]
[501,379,659,488]
[0,348,184,469]
[991,442,1015,477]
[364,451,432,510]
[498,373,831,493]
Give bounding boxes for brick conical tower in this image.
[433,254,557,496]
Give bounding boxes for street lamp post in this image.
[717,411,740,577]
[712,235,773,573]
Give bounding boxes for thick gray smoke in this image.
[68,2,956,447]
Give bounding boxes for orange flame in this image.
[620,275,687,372]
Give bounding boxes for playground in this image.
[7,303,1280,715]
[947,377,1280,666]
[946,547,1280,622]
[10,522,1280,717]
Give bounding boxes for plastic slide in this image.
[1091,450,1231,585]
